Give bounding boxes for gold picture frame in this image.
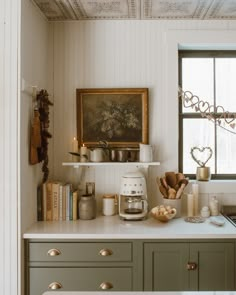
[76,88,148,147]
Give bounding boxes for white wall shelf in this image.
[62,162,160,168]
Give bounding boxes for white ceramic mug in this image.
[139,143,153,162]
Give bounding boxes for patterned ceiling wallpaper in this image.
[32,0,236,21]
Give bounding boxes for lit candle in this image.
[80,143,88,162]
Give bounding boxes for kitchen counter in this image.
[23,214,236,239]
[43,292,236,295]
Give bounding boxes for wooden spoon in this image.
[176,178,189,199]
[160,177,169,190]
[176,172,185,183]
[165,172,177,189]
[159,185,168,198]
[156,178,168,198]
[168,187,177,199]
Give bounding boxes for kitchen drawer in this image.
[29,267,132,294]
[29,242,132,262]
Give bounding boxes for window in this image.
[179,51,236,179]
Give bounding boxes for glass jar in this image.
[79,194,96,220]
[201,206,210,218]
[209,196,219,216]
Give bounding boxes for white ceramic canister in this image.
[139,143,153,162]
[90,148,104,162]
[163,198,181,218]
[102,195,116,216]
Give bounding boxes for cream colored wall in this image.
[51,20,236,211]
[20,0,49,294]
[21,0,49,232]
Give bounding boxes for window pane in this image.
[215,58,236,112]
[217,125,236,174]
[182,58,214,113]
[183,119,215,174]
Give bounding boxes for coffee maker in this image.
[119,171,148,221]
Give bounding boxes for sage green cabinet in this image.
[189,243,234,291]
[26,239,235,294]
[144,242,189,291]
[30,267,132,294]
[26,240,141,295]
[29,242,132,262]
[144,242,235,291]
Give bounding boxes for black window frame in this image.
[178,50,236,180]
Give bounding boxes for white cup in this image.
[139,143,153,162]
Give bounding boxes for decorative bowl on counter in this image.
[150,205,177,222]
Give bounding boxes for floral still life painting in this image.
[76,88,148,147]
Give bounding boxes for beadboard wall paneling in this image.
[51,20,236,208]
[52,21,164,206]
[20,0,49,294]
[0,0,19,294]
[21,0,49,233]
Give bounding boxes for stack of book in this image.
[37,181,78,221]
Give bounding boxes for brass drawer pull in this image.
[99,282,113,290]
[47,248,61,256]
[187,262,197,270]
[48,282,62,290]
[99,248,113,256]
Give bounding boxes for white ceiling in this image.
[32,0,236,21]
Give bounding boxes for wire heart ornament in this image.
[179,87,236,133]
[190,146,213,167]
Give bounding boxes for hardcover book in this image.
[52,181,61,221]
[46,182,53,221]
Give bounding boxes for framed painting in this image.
[76,88,149,147]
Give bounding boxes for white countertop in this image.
[23,214,236,239]
[43,292,236,295]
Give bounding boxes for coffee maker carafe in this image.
[119,172,148,221]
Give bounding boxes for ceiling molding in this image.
[32,0,236,21]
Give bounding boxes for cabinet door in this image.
[189,242,234,291]
[144,243,189,291]
[29,267,132,295]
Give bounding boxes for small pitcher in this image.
[139,143,153,162]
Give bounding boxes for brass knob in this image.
[47,248,61,256]
[48,282,62,290]
[99,248,113,256]
[99,282,113,290]
[187,262,197,270]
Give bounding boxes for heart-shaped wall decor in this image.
[190,146,213,167]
